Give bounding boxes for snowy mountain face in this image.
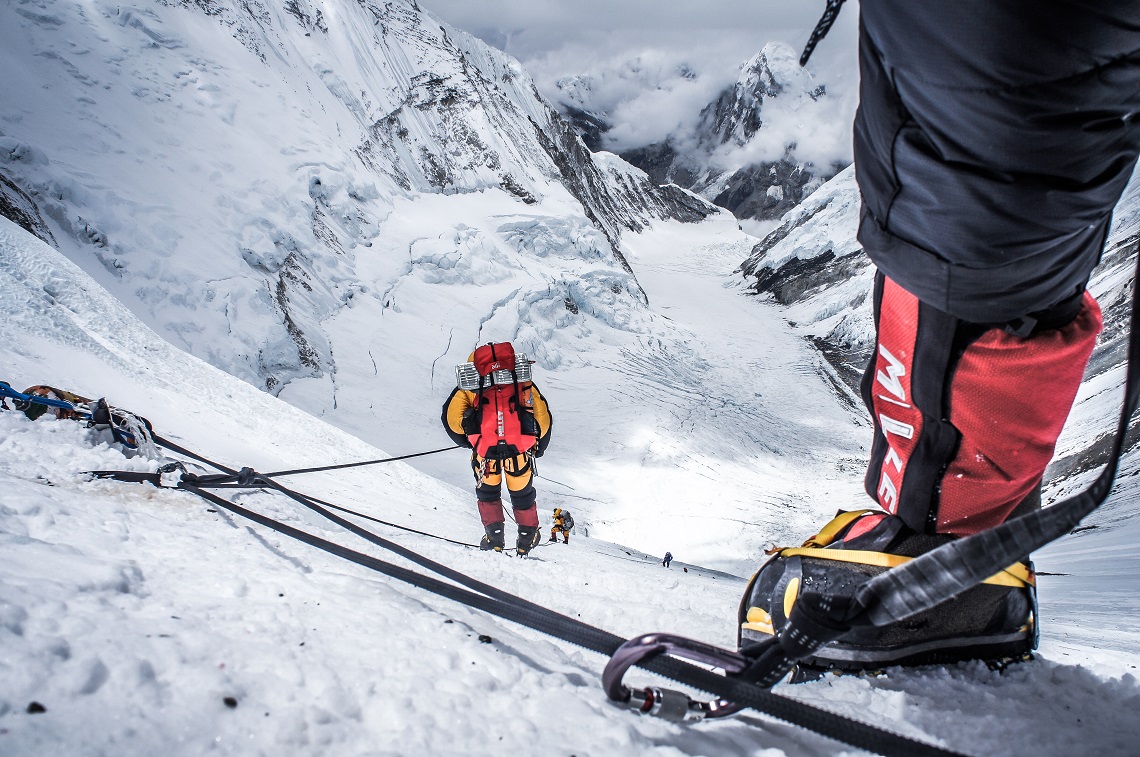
[0,0,870,571]
[0,0,715,398]
[559,43,847,223]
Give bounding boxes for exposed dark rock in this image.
[560,104,609,152]
[0,172,57,246]
[749,249,870,306]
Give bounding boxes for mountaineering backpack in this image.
[14,385,89,421]
[561,511,574,530]
[1,381,156,453]
[738,509,1037,675]
[456,342,539,460]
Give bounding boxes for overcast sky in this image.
[422,0,858,72]
[422,0,860,160]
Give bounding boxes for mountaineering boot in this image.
[738,510,1038,674]
[480,522,505,552]
[516,525,541,556]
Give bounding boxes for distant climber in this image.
[662,552,673,568]
[442,342,552,556]
[549,507,573,544]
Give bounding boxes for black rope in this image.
[800,0,848,66]
[181,482,962,757]
[262,444,464,479]
[297,492,479,549]
[141,435,476,545]
[130,435,957,755]
[148,434,462,480]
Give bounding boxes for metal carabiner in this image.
[602,633,750,722]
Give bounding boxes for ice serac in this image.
[0,0,716,396]
[614,43,845,222]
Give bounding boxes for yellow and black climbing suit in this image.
[442,379,552,511]
[550,508,571,543]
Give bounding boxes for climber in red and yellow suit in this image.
[442,362,552,555]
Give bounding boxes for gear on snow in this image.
[1,381,156,454]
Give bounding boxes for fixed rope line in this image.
[263,444,465,478]
[145,435,478,546]
[299,493,479,549]
[149,439,548,610]
[181,482,963,757]
[129,436,960,756]
[150,433,464,480]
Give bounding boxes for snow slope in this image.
[5,209,1140,756]
[0,0,712,398]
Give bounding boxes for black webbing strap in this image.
[182,482,963,757]
[137,436,956,754]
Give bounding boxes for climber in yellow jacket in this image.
[442,342,552,555]
[549,507,573,544]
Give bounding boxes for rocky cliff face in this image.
[0,0,715,394]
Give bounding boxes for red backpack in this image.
[467,342,539,459]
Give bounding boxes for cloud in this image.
[423,0,861,160]
[530,45,740,151]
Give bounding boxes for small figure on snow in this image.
[443,342,552,556]
[549,507,573,543]
[662,552,673,568]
